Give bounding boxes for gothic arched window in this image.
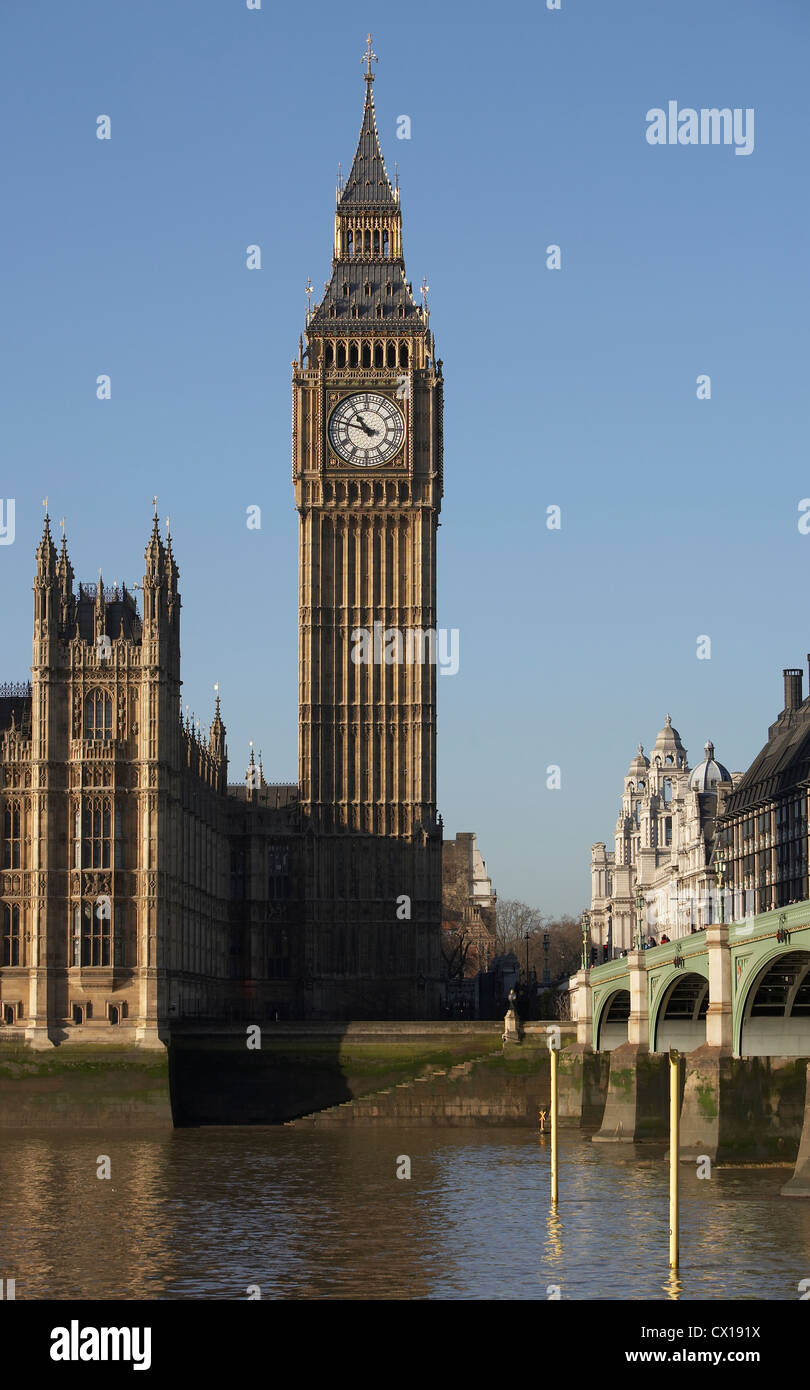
[386,342,396,368]
[78,900,111,967]
[3,802,21,869]
[2,904,20,966]
[84,690,112,741]
[399,343,409,367]
[383,230,389,257]
[349,343,359,367]
[373,230,380,254]
[347,230,353,256]
[82,797,111,869]
[364,230,371,254]
[361,343,371,367]
[325,344,334,367]
[374,342,383,367]
[337,343,346,367]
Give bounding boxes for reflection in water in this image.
[545,1205,564,1265]
[0,1128,807,1300]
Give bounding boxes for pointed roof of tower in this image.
[145,505,165,573]
[36,511,57,575]
[165,519,179,589]
[210,685,226,744]
[57,524,74,590]
[338,36,397,210]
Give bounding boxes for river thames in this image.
[2,1127,808,1300]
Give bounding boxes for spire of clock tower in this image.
[309,40,423,334]
[339,35,398,211]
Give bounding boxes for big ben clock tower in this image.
[292,37,443,1018]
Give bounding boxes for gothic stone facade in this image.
[0,56,444,1045]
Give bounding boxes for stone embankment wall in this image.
[0,1045,173,1130]
[169,1022,512,1125]
[289,1049,554,1127]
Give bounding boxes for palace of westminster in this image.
[0,46,455,1046]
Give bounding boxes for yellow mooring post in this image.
[550,1038,559,1205]
[669,1047,680,1269]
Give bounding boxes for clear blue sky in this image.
[1,0,808,915]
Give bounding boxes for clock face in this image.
[328,392,405,467]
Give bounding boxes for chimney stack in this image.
[784,668,803,711]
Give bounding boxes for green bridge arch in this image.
[649,958,710,1053]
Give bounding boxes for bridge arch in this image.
[594,988,630,1051]
[737,948,810,1057]
[652,972,708,1053]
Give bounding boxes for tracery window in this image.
[268,845,290,901]
[84,690,112,741]
[3,803,21,869]
[76,901,111,967]
[2,904,20,966]
[81,798,111,869]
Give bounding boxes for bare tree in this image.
[495,899,544,956]
[495,900,584,982]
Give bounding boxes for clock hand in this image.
[353,414,376,437]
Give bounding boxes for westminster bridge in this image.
[569,900,810,1057]
[562,902,810,1185]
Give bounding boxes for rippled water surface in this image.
[2,1127,808,1300]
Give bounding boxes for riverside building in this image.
[0,44,446,1043]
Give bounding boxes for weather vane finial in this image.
[362,33,377,79]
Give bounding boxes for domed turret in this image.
[628,744,649,776]
[689,740,731,792]
[652,713,687,768]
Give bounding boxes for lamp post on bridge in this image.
[634,887,644,951]
[714,848,726,925]
[581,910,591,970]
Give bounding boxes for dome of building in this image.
[689,740,731,792]
[653,713,685,752]
[651,713,688,769]
[628,743,649,776]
